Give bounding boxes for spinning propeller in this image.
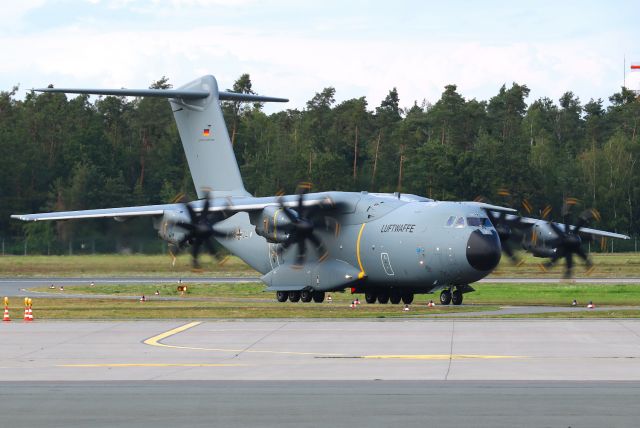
[276,184,333,267]
[476,189,532,264]
[542,198,600,278]
[174,192,231,269]
[485,210,529,263]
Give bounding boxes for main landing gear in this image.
[364,290,414,305]
[440,287,464,305]
[276,290,325,303]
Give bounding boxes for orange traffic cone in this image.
[24,306,29,321]
[27,306,34,321]
[3,307,10,322]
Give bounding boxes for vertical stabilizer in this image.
[169,75,248,199]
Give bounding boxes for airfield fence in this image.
[0,236,168,256]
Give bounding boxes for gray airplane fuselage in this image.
[216,191,501,293]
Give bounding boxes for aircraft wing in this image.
[11,194,342,222]
[517,216,630,240]
[471,202,517,214]
[11,204,178,222]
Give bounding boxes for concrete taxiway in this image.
[2,319,640,381]
[2,319,640,427]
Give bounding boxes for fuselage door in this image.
[381,252,395,276]
[268,243,282,270]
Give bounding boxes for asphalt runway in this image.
[3,381,639,428]
[2,319,640,427]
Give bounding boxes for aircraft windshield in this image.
[467,217,492,227]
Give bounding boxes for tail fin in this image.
[36,75,288,199]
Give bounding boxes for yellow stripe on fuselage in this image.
[356,223,366,277]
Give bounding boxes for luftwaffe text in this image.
[380,224,415,233]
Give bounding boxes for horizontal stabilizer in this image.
[35,88,288,103]
[35,87,209,99]
[219,92,288,103]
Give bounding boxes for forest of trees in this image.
[0,74,639,254]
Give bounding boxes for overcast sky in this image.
[2,0,639,112]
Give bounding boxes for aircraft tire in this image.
[276,291,288,302]
[389,292,402,305]
[301,290,313,302]
[440,290,452,305]
[377,291,390,304]
[365,292,377,304]
[401,293,414,304]
[289,291,301,302]
[451,289,463,305]
[312,291,325,303]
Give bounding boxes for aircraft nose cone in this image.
[466,229,501,271]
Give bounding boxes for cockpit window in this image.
[467,217,492,227]
[446,216,456,227]
[454,217,465,228]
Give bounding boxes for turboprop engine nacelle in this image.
[254,205,293,243]
[153,211,190,245]
[524,222,572,258]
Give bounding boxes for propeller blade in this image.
[210,229,228,238]
[600,237,608,252]
[502,240,515,259]
[185,203,197,222]
[177,235,191,248]
[545,252,561,269]
[564,252,573,275]
[191,240,202,268]
[563,256,573,278]
[294,239,307,266]
[175,221,195,232]
[202,192,211,217]
[297,192,304,215]
[203,238,220,260]
[575,247,592,267]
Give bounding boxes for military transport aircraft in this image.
[11,75,630,306]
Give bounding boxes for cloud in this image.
[0,19,633,112]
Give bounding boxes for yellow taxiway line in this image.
[142,322,525,360]
[59,363,245,368]
[363,354,525,360]
[143,321,343,356]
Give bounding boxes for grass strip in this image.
[31,281,640,306]
[20,298,497,319]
